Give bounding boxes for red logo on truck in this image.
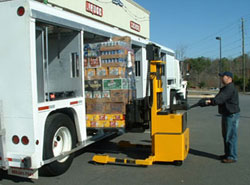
[130,21,140,32]
[86,1,103,17]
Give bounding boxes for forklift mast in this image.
[125,44,188,132]
[125,44,164,132]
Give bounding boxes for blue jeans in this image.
[222,113,240,160]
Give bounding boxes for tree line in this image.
[183,54,250,92]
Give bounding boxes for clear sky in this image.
[133,0,250,59]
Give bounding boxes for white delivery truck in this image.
[0,0,186,179]
[133,42,187,110]
[154,44,187,110]
[165,58,188,109]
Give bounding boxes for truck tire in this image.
[42,113,76,176]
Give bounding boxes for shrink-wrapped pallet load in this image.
[84,36,136,128]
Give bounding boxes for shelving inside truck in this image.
[36,22,82,102]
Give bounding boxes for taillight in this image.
[21,136,29,145]
[50,93,55,100]
[17,6,25,16]
[12,135,20,144]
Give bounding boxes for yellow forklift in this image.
[93,44,189,166]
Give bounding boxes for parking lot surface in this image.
[1,94,250,185]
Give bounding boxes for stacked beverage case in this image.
[84,36,136,128]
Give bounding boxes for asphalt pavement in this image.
[1,94,250,185]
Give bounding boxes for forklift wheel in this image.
[173,161,183,166]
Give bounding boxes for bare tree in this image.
[175,44,187,61]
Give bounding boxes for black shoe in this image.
[219,155,227,160]
[222,159,236,163]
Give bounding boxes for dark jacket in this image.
[210,82,240,115]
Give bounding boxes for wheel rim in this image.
[52,126,72,163]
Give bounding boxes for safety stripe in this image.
[70,101,78,105]
[38,106,49,111]
[38,105,55,111]
[70,100,83,106]
[1,157,24,163]
[7,158,23,163]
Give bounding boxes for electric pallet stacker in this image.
[93,44,190,166]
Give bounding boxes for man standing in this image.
[206,71,240,163]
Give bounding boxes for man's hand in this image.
[205,99,211,105]
[189,98,212,109]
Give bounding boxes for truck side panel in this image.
[0,0,36,166]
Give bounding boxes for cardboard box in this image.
[102,91,110,98]
[96,67,108,77]
[102,62,126,68]
[100,121,109,127]
[110,114,124,121]
[96,121,106,127]
[86,103,106,114]
[84,58,88,67]
[102,78,133,90]
[100,45,130,52]
[110,90,132,103]
[86,115,125,128]
[85,98,94,105]
[107,102,126,114]
[98,115,108,121]
[110,121,117,128]
[109,67,126,76]
[100,45,126,51]
[89,57,101,68]
[86,114,93,121]
[87,121,106,128]
[103,79,122,90]
[103,120,123,127]
[104,121,111,128]
[100,54,128,60]
[86,114,111,121]
[87,114,124,121]
[112,36,131,44]
[87,114,108,122]
[118,120,125,127]
[122,78,132,89]
[109,120,125,128]
[93,91,102,99]
[85,80,102,91]
[109,67,119,76]
[84,69,88,78]
[86,121,91,127]
[86,68,96,79]
[86,98,112,104]
[89,114,99,121]
[90,121,98,127]
[85,91,93,99]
